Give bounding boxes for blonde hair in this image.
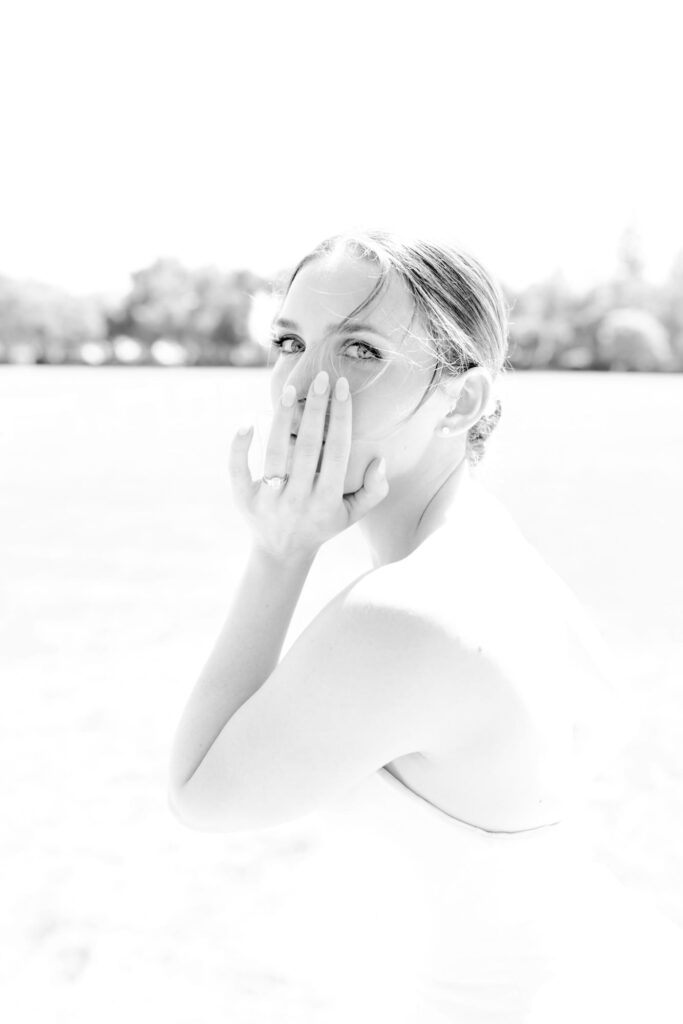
[280,229,511,465]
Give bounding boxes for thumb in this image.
[344,457,389,525]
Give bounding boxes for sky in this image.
[1,0,681,298]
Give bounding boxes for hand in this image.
[229,370,389,564]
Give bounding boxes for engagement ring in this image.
[262,473,289,490]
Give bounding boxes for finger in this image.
[229,425,257,506]
[287,370,330,492]
[315,375,351,495]
[263,383,297,479]
[343,457,389,526]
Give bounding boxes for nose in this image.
[290,398,333,438]
[285,351,333,395]
[284,357,336,433]
[288,388,334,439]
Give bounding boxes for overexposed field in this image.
[2,367,682,1023]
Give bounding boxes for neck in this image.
[356,453,478,569]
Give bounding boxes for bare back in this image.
[352,484,624,832]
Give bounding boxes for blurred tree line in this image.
[1,231,682,370]
[0,260,273,367]
[504,230,683,372]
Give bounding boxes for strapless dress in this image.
[287,766,683,1023]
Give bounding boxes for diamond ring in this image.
[262,473,289,490]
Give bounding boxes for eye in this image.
[344,341,381,361]
[269,335,383,361]
[270,335,301,355]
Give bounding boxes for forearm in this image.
[168,544,315,795]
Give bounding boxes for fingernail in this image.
[334,377,349,401]
[377,457,386,475]
[237,425,252,436]
[313,370,329,395]
[281,384,296,407]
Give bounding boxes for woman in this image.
[168,231,683,1022]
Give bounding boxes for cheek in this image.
[350,399,426,454]
[348,392,397,441]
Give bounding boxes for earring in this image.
[439,426,452,436]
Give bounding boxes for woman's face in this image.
[269,251,452,494]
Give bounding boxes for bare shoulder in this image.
[332,563,471,703]
[347,481,620,734]
[349,485,560,651]
[345,487,625,828]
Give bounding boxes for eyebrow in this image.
[272,316,387,340]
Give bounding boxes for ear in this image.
[437,368,493,437]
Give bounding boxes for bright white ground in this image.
[2,367,682,1023]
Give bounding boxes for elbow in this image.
[166,778,243,833]
[167,781,213,831]
[167,783,195,828]
[166,754,216,830]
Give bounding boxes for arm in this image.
[167,545,315,798]
[169,582,453,833]
[168,368,388,820]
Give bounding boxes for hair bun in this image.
[467,399,502,465]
